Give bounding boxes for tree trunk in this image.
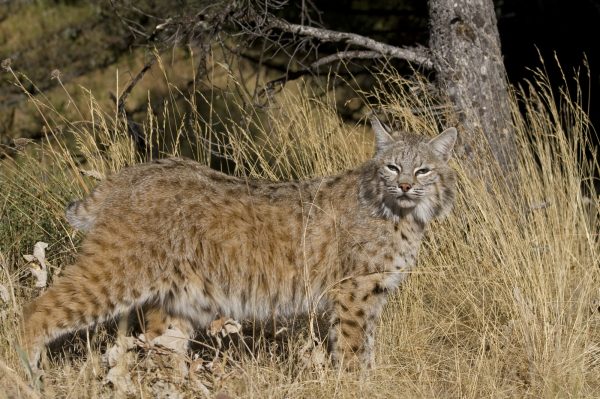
[428,0,516,171]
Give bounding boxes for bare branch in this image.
[116,56,156,154]
[268,18,433,68]
[117,57,156,117]
[310,50,386,69]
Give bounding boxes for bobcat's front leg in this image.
[328,275,388,370]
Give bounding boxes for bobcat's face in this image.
[378,139,447,210]
[368,116,457,223]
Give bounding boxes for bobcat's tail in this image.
[66,200,96,231]
[66,185,110,231]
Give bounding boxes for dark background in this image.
[499,0,599,135]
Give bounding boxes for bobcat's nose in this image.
[399,183,412,192]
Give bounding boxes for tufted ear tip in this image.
[429,127,457,162]
[369,114,394,153]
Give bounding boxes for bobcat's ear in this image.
[429,127,457,162]
[369,114,394,153]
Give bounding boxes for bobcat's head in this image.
[361,115,457,224]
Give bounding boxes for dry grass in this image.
[0,61,598,398]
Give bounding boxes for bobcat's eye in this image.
[415,168,431,176]
[386,164,400,173]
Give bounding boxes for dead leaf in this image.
[208,317,241,337]
[0,284,9,303]
[140,325,189,355]
[27,263,46,288]
[24,242,49,288]
[32,242,48,264]
[103,337,137,396]
[104,363,136,396]
[103,336,136,368]
[299,336,327,370]
[206,318,242,369]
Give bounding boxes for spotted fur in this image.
[22,117,457,370]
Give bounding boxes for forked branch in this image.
[267,18,434,69]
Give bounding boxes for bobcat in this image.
[22,116,457,370]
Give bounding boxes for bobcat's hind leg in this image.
[21,254,157,372]
[133,304,195,376]
[138,304,195,356]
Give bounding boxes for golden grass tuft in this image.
[0,61,598,397]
